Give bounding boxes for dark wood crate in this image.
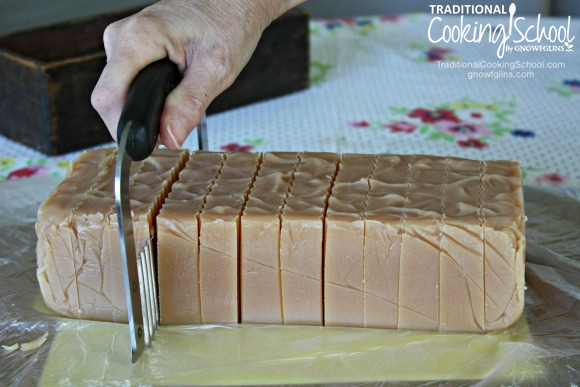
[0,8,309,155]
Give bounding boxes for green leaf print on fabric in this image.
[310,61,333,85]
[243,138,264,147]
[0,157,16,169]
[548,79,580,97]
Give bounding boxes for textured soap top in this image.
[40,150,523,229]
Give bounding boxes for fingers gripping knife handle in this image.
[117,58,181,160]
[115,59,180,363]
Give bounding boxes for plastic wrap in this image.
[0,176,578,386]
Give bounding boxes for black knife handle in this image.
[117,58,181,161]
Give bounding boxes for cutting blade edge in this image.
[115,123,147,363]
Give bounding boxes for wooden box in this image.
[0,8,309,155]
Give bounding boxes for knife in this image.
[114,58,208,363]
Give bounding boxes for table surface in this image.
[1,14,579,188]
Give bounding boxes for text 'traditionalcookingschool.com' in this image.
[437,60,566,79]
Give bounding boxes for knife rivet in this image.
[138,327,143,338]
[133,282,137,293]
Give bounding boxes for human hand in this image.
[92,0,304,149]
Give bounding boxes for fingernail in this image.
[167,118,186,150]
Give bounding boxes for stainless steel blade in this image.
[145,239,159,328]
[197,115,208,151]
[115,123,147,363]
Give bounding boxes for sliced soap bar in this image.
[438,157,485,332]
[281,152,338,326]
[324,154,376,327]
[397,156,448,331]
[241,152,299,324]
[157,151,224,325]
[363,155,410,329]
[482,161,525,331]
[199,152,261,324]
[107,149,188,322]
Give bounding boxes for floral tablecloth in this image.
[1,13,579,188]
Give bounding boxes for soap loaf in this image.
[37,151,525,332]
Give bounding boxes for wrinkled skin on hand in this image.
[92,0,304,149]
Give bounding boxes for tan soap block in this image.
[37,148,115,225]
[280,211,324,325]
[217,152,262,179]
[72,161,133,321]
[279,152,337,326]
[396,157,446,332]
[199,211,241,324]
[240,152,298,324]
[337,153,376,182]
[241,210,283,324]
[365,185,407,217]
[89,160,145,323]
[439,221,485,332]
[131,150,189,230]
[329,154,375,198]
[281,200,332,284]
[327,193,367,213]
[36,148,115,317]
[256,152,299,171]
[363,216,401,329]
[199,152,261,324]
[483,161,525,331]
[185,151,226,168]
[289,152,338,184]
[404,156,448,184]
[286,180,332,198]
[324,154,375,327]
[157,199,204,325]
[302,151,339,164]
[362,155,410,329]
[157,151,223,325]
[36,229,79,316]
[249,171,292,196]
[241,259,281,322]
[324,211,365,327]
[444,159,483,219]
[438,158,485,332]
[104,151,187,322]
[280,270,321,325]
[371,154,414,183]
[398,221,441,331]
[483,161,525,227]
[131,150,189,215]
[483,226,524,331]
